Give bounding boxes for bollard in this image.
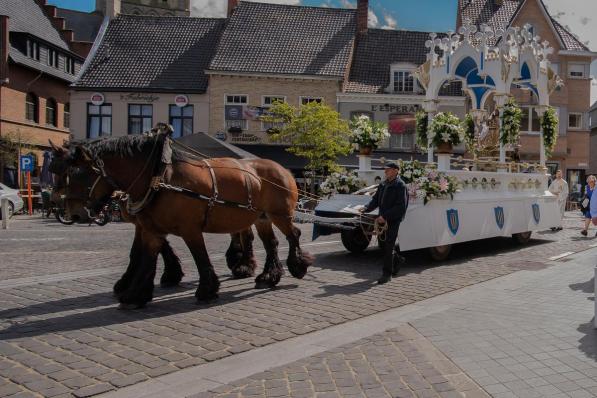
[1,198,8,229]
[595,266,597,329]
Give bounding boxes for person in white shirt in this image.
[548,170,568,231]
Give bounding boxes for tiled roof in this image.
[344,29,462,96]
[209,1,356,78]
[0,0,70,50]
[73,15,225,93]
[457,0,589,51]
[552,19,589,52]
[8,47,76,83]
[345,29,431,94]
[56,8,103,43]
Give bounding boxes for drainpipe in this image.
[0,16,10,184]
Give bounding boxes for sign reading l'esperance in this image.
[370,104,420,113]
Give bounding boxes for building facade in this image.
[206,0,357,153]
[0,0,85,186]
[70,15,224,140]
[458,0,596,191]
[339,29,466,155]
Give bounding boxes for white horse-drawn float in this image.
[294,20,563,260]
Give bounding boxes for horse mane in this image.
[85,132,162,159]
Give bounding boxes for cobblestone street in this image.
[0,212,596,397]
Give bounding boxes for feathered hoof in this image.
[113,278,128,296]
[195,294,219,304]
[254,273,280,289]
[231,264,256,279]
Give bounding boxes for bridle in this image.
[66,133,162,217]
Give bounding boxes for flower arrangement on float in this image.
[349,115,390,155]
[428,112,465,153]
[318,169,367,197]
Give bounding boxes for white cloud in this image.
[368,8,379,28]
[190,0,300,17]
[381,13,397,30]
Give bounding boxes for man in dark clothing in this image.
[361,162,408,284]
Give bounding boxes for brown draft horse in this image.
[50,145,258,295]
[57,126,313,308]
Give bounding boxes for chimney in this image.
[357,0,368,35]
[228,0,239,17]
[0,16,8,83]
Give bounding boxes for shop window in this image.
[169,105,193,138]
[568,64,586,79]
[128,104,153,135]
[87,103,112,139]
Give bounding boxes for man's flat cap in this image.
[384,161,400,170]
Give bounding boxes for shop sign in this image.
[370,104,420,113]
[174,95,189,107]
[90,92,104,106]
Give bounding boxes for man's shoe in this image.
[581,229,588,236]
[392,255,404,277]
[377,274,392,284]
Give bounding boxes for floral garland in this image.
[499,98,522,145]
[397,160,460,205]
[398,159,426,184]
[428,112,465,147]
[415,111,429,149]
[463,113,476,152]
[541,107,558,157]
[349,115,389,150]
[319,169,367,197]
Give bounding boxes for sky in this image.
[47,0,597,101]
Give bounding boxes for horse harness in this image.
[86,134,260,220]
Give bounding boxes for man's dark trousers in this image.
[382,221,400,276]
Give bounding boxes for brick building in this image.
[457,0,596,192]
[0,0,87,186]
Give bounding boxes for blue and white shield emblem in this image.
[446,209,459,235]
[532,203,540,224]
[494,206,505,230]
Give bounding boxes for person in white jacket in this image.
[548,170,568,231]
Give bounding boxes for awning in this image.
[176,132,258,159]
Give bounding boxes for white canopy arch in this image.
[415,19,562,167]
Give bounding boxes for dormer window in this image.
[390,64,418,94]
[394,71,414,92]
[26,39,39,61]
[65,58,75,74]
[48,49,58,68]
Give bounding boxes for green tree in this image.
[261,101,352,174]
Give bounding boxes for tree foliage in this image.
[261,101,352,174]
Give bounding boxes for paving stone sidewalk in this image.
[0,213,594,397]
[192,325,489,398]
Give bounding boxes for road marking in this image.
[548,252,575,261]
[0,237,65,241]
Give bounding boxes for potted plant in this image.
[349,115,389,155]
[428,112,465,153]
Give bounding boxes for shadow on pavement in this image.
[0,283,298,339]
[569,277,595,301]
[577,320,597,361]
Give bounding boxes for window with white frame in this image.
[48,49,58,68]
[26,39,39,61]
[520,106,541,133]
[393,71,415,93]
[300,96,323,105]
[568,64,586,79]
[386,113,416,150]
[261,96,286,131]
[568,113,583,129]
[225,95,248,131]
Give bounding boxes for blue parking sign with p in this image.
[20,155,35,172]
